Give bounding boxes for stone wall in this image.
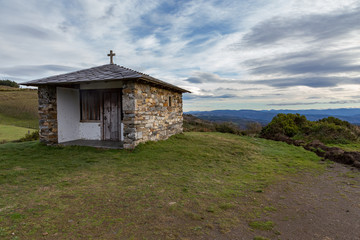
[122,82,136,149]
[36,81,184,149]
[132,82,183,147]
[38,85,58,145]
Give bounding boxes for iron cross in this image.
[107,50,116,64]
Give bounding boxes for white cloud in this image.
[0,0,359,110]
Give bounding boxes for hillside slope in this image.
[0,132,330,239]
[188,109,360,127]
[0,88,38,129]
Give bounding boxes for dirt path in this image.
[263,163,360,240]
[211,163,360,240]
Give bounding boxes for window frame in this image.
[168,96,172,107]
[80,90,102,122]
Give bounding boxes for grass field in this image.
[0,124,36,142]
[0,132,326,239]
[0,86,22,91]
[0,89,38,129]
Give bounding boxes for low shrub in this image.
[306,122,357,144]
[183,114,245,135]
[244,122,262,136]
[318,116,352,128]
[261,113,360,144]
[261,113,306,138]
[18,130,39,142]
[215,122,242,135]
[183,114,216,132]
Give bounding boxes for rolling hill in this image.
[187,108,360,128]
[0,87,38,129]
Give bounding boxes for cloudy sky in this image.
[1,0,360,111]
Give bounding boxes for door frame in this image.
[101,89,123,141]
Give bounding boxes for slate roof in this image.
[21,64,190,93]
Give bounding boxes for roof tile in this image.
[22,64,189,93]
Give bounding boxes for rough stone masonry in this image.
[37,80,184,149]
[38,85,58,145]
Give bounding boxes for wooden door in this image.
[103,91,121,141]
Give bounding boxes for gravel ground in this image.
[210,162,360,240]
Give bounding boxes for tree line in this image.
[0,80,19,88]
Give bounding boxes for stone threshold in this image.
[59,140,124,149]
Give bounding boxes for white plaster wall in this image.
[79,122,101,140]
[80,81,123,90]
[57,87,80,143]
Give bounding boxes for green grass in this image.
[0,132,325,239]
[254,236,270,240]
[0,89,38,129]
[328,142,360,152]
[0,113,38,130]
[0,124,36,142]
[249,221,275,231]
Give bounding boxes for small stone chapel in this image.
[22,51,190,149]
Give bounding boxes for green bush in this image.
[261,113,360,144]
[18,130,39,142]
[318,116,351,128]
[261,113,306,138]
[306,122,357,144]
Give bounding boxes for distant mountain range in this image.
[186,108,360,128]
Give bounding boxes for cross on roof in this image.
[107,50,116,64]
